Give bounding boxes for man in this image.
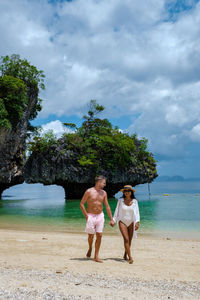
[80,175,113,263]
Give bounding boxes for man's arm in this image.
[80,190,89,220]
[103,192,113,221]
[110,199,120,226]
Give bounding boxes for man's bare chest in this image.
[89,191,104,203]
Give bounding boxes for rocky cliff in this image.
[0,87,38,198]
[24,138,158,199]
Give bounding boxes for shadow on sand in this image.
[70,257,126,262]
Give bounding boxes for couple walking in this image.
[80,175,140,264]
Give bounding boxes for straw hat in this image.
[120,185,135,193]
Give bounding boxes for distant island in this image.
[155,175,200,182]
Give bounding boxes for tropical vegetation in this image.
[28,100,157,176]
[0,54,45,132]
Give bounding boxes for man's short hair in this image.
[95,175,106,183]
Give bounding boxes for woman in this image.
[110,185,140,264]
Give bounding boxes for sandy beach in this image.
[0,229,199,299]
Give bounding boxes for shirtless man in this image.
[80,175,113,263]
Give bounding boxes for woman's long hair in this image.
[123,191,135,200]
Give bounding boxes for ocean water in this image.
[0,181,200,238]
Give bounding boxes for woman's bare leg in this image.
[123,251,128,261]
[123,222,134,261]
[119,221,133,263]
[128,223,134,263]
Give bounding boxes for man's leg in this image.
[86,234,94,258]
[94,232,103,263]
[119,221,133,264]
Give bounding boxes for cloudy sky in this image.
[0,0,200,178]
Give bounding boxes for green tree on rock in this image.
[0,54,45,134]
[71,101,156,175]
[0,54,45,199]
[0,75,27,129]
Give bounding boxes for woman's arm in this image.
[113,199,121,223]
[134,199,140,223]
[134,199,140,230]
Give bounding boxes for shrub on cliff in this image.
[0,54,45,133]
[0,75,27,129]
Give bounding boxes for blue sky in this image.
[0,0,200,178]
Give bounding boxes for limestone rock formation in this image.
[25,138,158,199]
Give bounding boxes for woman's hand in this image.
[135,222,140,231]
[109,220,115,227]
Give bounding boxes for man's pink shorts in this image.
[85,212,105,234]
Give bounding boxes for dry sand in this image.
[0,229,199,299]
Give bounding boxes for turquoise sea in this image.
[0,181,200,239]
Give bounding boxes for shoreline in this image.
[0,228,199,299]
[0,222,200,241]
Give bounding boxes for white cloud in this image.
[185,123,200,142]
[41,120,73,138]
[1,0,200,176]
[165,105,187,126]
